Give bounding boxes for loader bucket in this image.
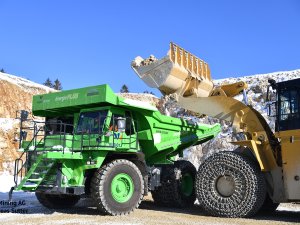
[131,42,214,97]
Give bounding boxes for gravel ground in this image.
[0,191,299,225]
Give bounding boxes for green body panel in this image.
[111,173,134,203]
[33,85,118,116]
[32,84,156,116]
[16,84,220,192]
[135,111,220,164]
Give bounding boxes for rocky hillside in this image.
[0,72,54,172]
[1,69,300,173]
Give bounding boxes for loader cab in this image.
[267,78,300,132]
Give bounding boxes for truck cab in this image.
[40,106,139,153]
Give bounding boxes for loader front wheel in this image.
[196,151,266,218]
[152,160,196,208]
[90,159,144,215]
[35,192,80,209]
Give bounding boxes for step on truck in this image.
[11,84,220,215]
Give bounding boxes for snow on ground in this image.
[0,173,15,192]
[0,118,18,132]
[0,173,41,214]
[0,173,299,220]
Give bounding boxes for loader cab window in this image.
[76,110,108,134]
[278,88,300,131]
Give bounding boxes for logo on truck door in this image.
[114,133,123,140]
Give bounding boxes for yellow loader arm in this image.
[132,42,279,171]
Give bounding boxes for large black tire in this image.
[196,151,266,218]
[84,169,95,196]
[260,194,279,213]
[35,191,80,209]
[90,159,144,215]
[152,160,196,208]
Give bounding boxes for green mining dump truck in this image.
[11,84,220,215]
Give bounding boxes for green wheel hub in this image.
[111,173,134,203]
[180,173,193,196]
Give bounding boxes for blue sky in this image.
[0,1,299,95]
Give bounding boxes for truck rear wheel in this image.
[90,159,144,215]
[35,191,80,209]
[196,151,266,218]
[152,160,196,208]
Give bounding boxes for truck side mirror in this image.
[21,131,28,141]
[117,117,126,132]
[20,110,29,121]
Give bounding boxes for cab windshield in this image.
[76,110,108,134]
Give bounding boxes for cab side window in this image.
[125,111,135,135]
[280,90,300,121]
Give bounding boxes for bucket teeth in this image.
[170,42,211,80]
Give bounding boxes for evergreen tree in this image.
[43,78,53,88]
[0,68,5,73]
[120,84,129,93]
[53,79,63,90]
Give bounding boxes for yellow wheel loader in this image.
[132,43,300,217]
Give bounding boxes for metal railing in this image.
[13,115,140,186]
